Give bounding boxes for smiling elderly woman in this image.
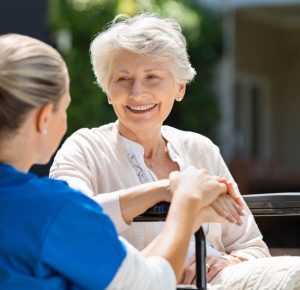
[50,14,270,285]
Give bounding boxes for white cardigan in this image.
[50,122,270,261]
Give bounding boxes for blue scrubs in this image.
[0,163,126,289]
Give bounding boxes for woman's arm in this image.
[117,179,170,224]
[50,131,171,231]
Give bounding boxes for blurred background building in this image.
[199,0,300,196]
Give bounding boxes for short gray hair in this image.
[0,34,68,136]
[90,13,196,92]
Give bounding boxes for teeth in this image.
[128,104,156,111]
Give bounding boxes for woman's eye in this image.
[114,75,132,82]
[118,77,129,81]
[147,74,158,79]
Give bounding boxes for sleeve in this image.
[41,192,127,290]
[49,132,100,197]
[214,146,270,260]
[49,132,129,232]
[106,237,176,290]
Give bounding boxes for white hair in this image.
[90,13,196,92]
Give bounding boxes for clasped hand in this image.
[168,167,246,285]
[169,167,245,227]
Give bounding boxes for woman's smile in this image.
[126,104,158,114]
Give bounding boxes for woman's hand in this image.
[192,179,246,225]
[169,172,245,225]
[180,255,244,285]
[211,193,245,225]
[169,168,227,210]
[206,255,243,282]
[214,179,245,224]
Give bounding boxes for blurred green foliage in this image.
[48,0,222,139]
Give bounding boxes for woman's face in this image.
[106,50,185,137]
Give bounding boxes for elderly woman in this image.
[50,14,270,284]
[0,33,240,290]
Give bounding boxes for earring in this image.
[41,129,48,135]
[108,99,112,104]
[176,97,182,102]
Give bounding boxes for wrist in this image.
[166,199,199,233]
[156,179,171,202]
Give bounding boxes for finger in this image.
[219,179,243,206]
[211,199,230,219]
[216,195,239,223]
[182,262,196,284]
[211,175,226,187]
[206,263,210,274]
[191,276,197,285]
[228,198,246,224]
[223,193,247,224]
[220,194,243,224]
[206,255,217,264]
[226,182,244,207]
[207,261,227,282]
[230,196,246,215]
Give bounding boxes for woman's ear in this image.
[175,83,186,102]
[36,103,53,135]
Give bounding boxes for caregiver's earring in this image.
[41,129,48,135]
[176,97,183,102]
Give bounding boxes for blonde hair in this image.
[90,13,196,92]
[0,34,68,136]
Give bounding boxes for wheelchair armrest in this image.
[243,192,300,216]
[135,193,300,218]
[134,202,170,221]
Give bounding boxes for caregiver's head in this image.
[90,14,196,136]
[0,34,70,171]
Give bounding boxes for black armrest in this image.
[134,202,170,221]
[243,193,300,216]
[135,193,300,218]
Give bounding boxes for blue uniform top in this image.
[0,163,126,289]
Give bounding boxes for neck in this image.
[118,124,164,157]
[0,137,34,173]
[0,120,38,173]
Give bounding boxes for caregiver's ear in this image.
[36,103,53,134]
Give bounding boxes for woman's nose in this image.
[130,80,144,98]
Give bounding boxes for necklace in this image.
[144,139,165,168]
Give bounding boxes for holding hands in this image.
[169,167,245,230]
[168,166,246,285]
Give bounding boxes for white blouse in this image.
[120,134,222,260]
